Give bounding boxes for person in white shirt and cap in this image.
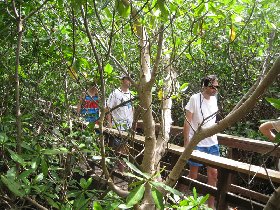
[107,74,134,131]
[107,74,134,172]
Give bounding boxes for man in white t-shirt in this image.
[107,75,134,131]
[183,75,219,209]
[107,74,134,172]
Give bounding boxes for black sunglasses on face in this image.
[209,85,219,90]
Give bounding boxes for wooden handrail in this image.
[103,126,280,210]
[104,127,280,183]
[136,121,280,157]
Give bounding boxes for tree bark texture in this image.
[264,186,280,210]
[15,16,23,159]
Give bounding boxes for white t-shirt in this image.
[107,88,133,131]
[185,93,218,147]
[272,120,280,132]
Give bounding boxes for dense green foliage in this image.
[0,0,280,209]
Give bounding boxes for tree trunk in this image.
[264,186,280,210]
[15,16,23,167]
[155,61,175,167]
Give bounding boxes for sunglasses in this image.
[209,85,219,90]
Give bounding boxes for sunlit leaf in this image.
[158,89,163,100]
[230,25,236,41]
[93,201,103,210]
[126,184,145,207]
[104,63,113,74]
[152,187,164,210]
[265,97,280,109]
[192,187,197,200]
[34,173,44,182]
[179,82,189,92]
[199,193,209,205]
[123,172,144,181]
[18,65,27,79]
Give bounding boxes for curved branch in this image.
[25,197,48,210]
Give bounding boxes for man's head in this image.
[201,75,219,96]
[88,82,98,94]
[120,74,131,89]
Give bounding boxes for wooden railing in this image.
[103,123,280,210]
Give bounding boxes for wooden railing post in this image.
[216,168,231,210]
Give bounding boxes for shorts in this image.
[113,137,124,147]
[188,144,220,167]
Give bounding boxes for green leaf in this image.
[152,187,164,210]
[195,3,205,16]
[104,7,112,18]
[106,202,121,210]
[192,187,197,200]
[150,181,182,196]
[158,0,169,21]
[80,177,92,189]
[0,133,8,144]
[275,133,280,143]
[45,196,60,209]
[34,173,44,182]
[104,63,113,74]
[73,194,89,210]
[41,158,48,177]
[1,175,25,197]
[126,184,145,207]
[179,82,189,92]
[123,159,150,179]
[42,147,69,155]
[93,201,103,210]
[8,149,25,166]
[199,194,209,205]
[265,97,280,109]
[18,65,27,79]
[123,172,144,181]
[18,169,35,179]
[116,0,130,17]
[128,180,145,189]
[209,3,218,15]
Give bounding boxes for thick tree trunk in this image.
[155,63,175,166]
[137,26,157,210]
[264,186,280,210]
[137,26,156,174]
[15,17,23,164]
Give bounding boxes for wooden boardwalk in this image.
[99,125,280,210]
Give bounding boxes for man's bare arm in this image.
[259,121,275,141]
